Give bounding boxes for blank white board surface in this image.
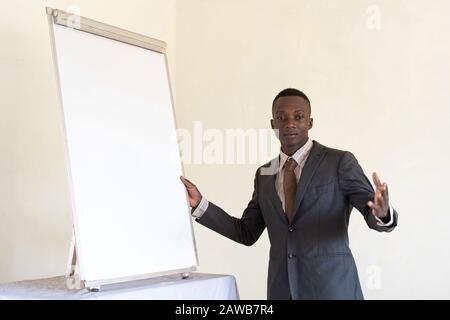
[51,22,197,284]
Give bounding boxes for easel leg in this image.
[65,234,83,290]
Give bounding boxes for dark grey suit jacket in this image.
[196,140,398,300]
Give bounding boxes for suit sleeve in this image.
[338,151,398,232]
[195,169,267,246]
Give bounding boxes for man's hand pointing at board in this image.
[180,176,202,210]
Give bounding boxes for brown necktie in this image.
[283,158,298,223]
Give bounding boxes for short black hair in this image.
[272,88,311,115]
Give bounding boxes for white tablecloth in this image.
[0,273,239,300]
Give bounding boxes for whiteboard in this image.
[49,17,197,286]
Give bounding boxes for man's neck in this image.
[281,138,310,156]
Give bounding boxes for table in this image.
[0,273,239,300]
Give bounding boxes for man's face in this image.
[271,96,313,152]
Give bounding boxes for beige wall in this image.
[0,0,176,282]
[176,0,450,299]
[2,0,450,300]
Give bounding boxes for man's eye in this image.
[295,115,304,120]
[276,116,283,121]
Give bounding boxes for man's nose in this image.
[285,117,297,128]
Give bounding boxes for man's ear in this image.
[309,118,314,130]
[270,119,275,129]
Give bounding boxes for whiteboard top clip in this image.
[46,7,54,15]
[45,7,59,17]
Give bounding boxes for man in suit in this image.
[180,88,398,300]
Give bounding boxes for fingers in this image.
[372,172,382,188]
[180,176,195,188]
[369,187,389,218]
[382,183,389,205]
[369,173,390,218]
[377,190,386,209]
[375,186,388,210]
[368,200,380,211]
[373,174,387,207]
[180,176,202,208]
[368,200,382,217]
[373,173,389,201]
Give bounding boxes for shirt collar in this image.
[279,138,313,170]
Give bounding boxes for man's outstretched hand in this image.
[368,172,390,219]
[180,176,202,209]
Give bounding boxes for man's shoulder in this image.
[259,157,278,169]
[316,141,348,157]
[256,156,280,177]
[315,141,361,166]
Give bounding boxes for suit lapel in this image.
[260,156,289,224]
[269,172,289,224]
[291,141,327,224]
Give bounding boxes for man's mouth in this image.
[283,132,298,137]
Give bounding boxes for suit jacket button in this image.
[288,253,296,259]
[288,227,295,232]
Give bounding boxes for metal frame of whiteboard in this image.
[46,7,199,289]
